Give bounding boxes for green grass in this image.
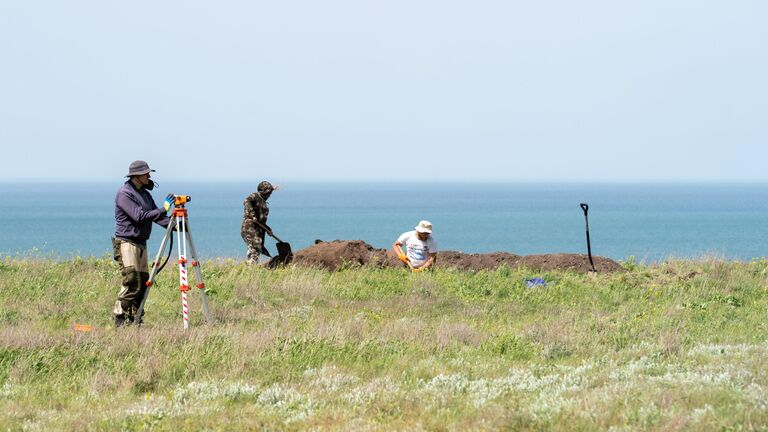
[2,257,768,430]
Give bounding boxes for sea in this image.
[1,181,768,263]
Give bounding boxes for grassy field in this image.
[2,256,768,430]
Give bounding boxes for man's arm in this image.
[147,193,171,228]
[392,241,412,268]
[155,214,171,229]
[243,194,255,219]
[392,241,404,257]
[116,191,164,224]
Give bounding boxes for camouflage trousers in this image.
[241,223,266,263]
[112,238,150,323]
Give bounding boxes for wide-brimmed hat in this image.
[415,220,433,234]
[125,160,155,177]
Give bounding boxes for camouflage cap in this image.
[257,181,274,193]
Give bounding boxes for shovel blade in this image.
[267,242,293,268]
[276,241,292,259]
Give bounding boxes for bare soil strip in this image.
[293,240,623,272]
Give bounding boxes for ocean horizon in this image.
[2,181,768,263]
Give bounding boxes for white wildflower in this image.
[126,380,257,419]
[287,305,313,319]
[173,381,259,402]
[687,343,768,357]
[423,374,470,394]
[609,356,657,381]
[467,378,506,408]
[743,383,768,411]
[690,404,714,422]
[342,376,400,406]
[21,418,44,432]
[449,357,469,368]
[1,382,16,398]
[257,384,304,407]
[527,392,573,420]
[257,383,316,423]
[303,366,359,393]
[650,371,734,387]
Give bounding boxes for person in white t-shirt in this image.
[393,220,438,271]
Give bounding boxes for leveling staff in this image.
[112,160,170,327]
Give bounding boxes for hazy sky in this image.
[1,1,766,181]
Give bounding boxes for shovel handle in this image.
[252,219,283,243]
[579,202,597,272]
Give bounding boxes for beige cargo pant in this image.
[113,239,150,322]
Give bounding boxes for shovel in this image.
[253,220,293,267]
[580,203,597,272]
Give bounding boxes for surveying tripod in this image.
[136,195,211,330]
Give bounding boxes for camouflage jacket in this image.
[242,191,269,227]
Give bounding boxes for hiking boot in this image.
[114,314,127,328]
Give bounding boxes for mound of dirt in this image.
[292,240,396,271]
[517,253,623,272]
[292,240,623,273]
[436,251,521,271]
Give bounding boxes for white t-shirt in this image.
[396,230,438,267]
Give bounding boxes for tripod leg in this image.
[177,215,190,330]
[136,215,176,323]
[185,230,211,323]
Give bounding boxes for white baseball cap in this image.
[415,220,433,234]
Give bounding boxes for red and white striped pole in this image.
[175,209,190,330]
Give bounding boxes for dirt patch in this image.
[292,240,397,270]
[517,254,623,272]
[435,251,522,271]
[293,240,624,273]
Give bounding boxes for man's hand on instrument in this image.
[163,194,174,213]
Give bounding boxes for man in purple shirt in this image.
[112,160,170,327]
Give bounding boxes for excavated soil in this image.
[292,240,624,272]
[291,240,395,270]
